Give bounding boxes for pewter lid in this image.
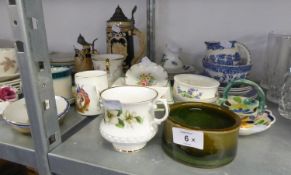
[107,5,130,22]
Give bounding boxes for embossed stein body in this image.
[99,86,169,152]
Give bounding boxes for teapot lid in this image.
[108,5,130,22]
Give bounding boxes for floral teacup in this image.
[99,86,169,152]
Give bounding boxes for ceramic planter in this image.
[99,86,169,152]
[162,102,240,168]
[173,74,219,102]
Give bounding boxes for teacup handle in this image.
[235,42,251,65]
[222,79,266,114]
[153,99,169,125]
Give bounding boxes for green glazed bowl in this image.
[162,102,241,168]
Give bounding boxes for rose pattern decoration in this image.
[0,86,17,102]
[76,86,90,113]
[138,73,155,86]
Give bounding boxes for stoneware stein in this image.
[0,48,18,75]
[92,54,124,86]
[205,41,251,65]
[75,70,108,116]
[99,86,169,152]
[106,5,146,71]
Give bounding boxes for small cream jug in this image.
[99,86,169,152]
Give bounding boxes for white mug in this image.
[99,86,169,152]
[92,54,124,86]
[75,70,108,116]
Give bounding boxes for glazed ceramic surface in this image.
[52,67,72,100]
[218,79,266,118]
[239,109,276,135]
[205,41,251,66]
[0,48,18,76]
[162,102,240,168]
[203,58,252,85]
[100,86,169,152]
[92,54,124,86]
[107,6,146,70]
[75,70,108,116]
[2,96,69,134]
[125,57,168,87]
[173,74,219,101]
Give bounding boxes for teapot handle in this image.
[222,79,266,114]
[235,42,251,65]
[131,28,146,65]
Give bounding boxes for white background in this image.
[1,0,291,82]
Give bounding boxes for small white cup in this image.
[75,70,108,116]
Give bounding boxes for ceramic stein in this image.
[205,41,251,65]
[99,86,169,152]
[92,54,124,86]
[75,70,108,116]
[106,5,146,71]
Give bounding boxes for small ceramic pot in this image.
[202,58,252,85]
[218,79,266,117]
[0,48,18,75]
[162,102,240,168]
[99,86,169,152]
[92,54,124,86]
[173,74,219,101]
[51,67,72,100]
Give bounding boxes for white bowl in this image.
[173,74,220,101]
[2,96,69,134]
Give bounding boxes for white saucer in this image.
[0,73,20,82]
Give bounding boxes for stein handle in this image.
[131,28,146,65]
[153,99,169,125]
[235,42,251,65]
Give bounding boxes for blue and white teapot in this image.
[205,41,251,65]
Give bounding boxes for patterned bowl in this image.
[202,58,252,85]
[173,74,219,102]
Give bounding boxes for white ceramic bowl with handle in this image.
[173,74,220,102]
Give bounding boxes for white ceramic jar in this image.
[99,86,169,152]
[51,67,72,100]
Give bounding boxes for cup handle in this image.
[131,28,146,65]
[236,42,251,65]
[153,99,169,125]
[95,87,101,108]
